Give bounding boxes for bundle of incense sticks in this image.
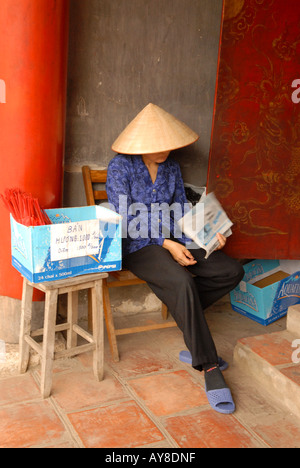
[1,188,52,226]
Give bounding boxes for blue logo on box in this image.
[232,289,258,313]
[272,273,300,316]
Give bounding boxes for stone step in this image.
[287,304,300,337]
[234,306,300,419]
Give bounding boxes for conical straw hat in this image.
[112,103,199,154]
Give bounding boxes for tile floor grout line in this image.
[232,413,272,449]
[109,367,180,449]
[158,403,215,421]
[0,395,45,411]
[47,395,86,448]
[28,368,85,448]
[116,365,189,382]
[59,396,134,415]
[275,362,300,370]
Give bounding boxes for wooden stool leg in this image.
[67,290,78,349]
[161,303,169,320]
[92,280,104,381]
[40,289,58,398]
[102,278,119,362]
[19,279,34,374]
[87,288,93,332]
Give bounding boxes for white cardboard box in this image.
[10,205,122,283]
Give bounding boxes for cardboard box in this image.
[230,259,300,325]
[10,205,122,283]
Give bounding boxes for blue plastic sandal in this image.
[205,386,236,414]
[179,350,229,371]
[218,357,229,371]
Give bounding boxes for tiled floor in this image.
[1,296,300,448]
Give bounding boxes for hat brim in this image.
[112,103,199,155]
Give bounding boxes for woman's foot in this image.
[204,363,235,414]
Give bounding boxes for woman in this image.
[106,103,244,414]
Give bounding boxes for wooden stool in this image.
[19,272,108,398]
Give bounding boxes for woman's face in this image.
[142,151,170,164]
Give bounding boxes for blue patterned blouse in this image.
[106,154,192,256]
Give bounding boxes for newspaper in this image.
[178,192,233,259]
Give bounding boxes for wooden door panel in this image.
[207,0,300,259]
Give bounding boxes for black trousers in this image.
[123,245,244,369]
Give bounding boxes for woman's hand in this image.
[215,233,227,251]
[163,234,226,267]
[163,239,197,267]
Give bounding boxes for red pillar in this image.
[0,0,70,300]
